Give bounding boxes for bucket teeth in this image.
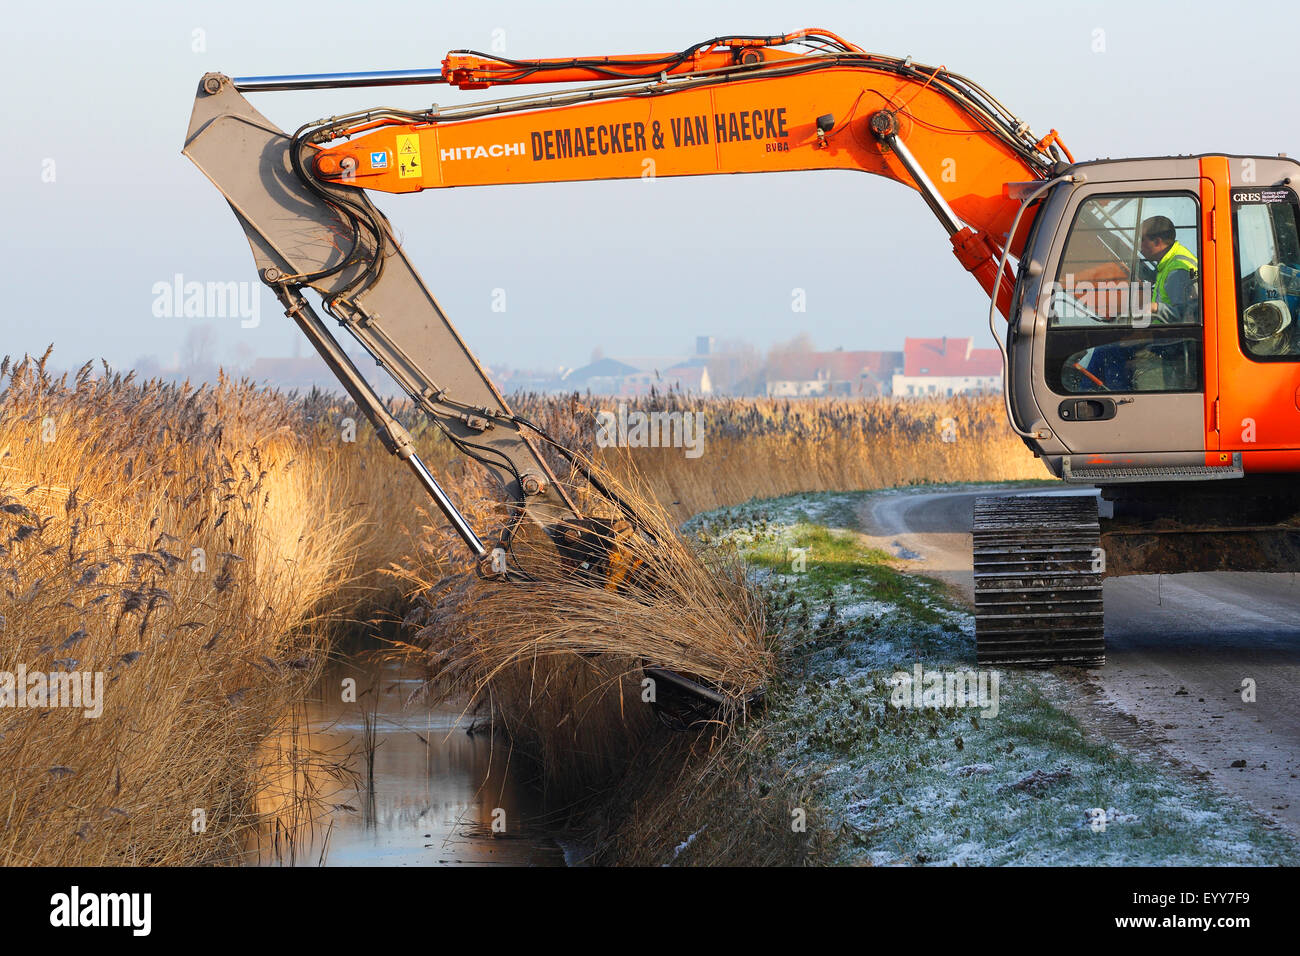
[973,495,1105,666]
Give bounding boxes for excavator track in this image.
[973,494,1104,667]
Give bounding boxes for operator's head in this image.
[1140,216,1176,260]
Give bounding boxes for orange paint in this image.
[1205,157,1300,470]
[311,38,1053,313]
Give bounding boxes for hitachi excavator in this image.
[184,28,1300,685]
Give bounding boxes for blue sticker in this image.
[370,151,388,169]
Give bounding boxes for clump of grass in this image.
[583,702,834,866]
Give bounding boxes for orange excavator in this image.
[184,29,1300,686]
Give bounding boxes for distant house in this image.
[499,368,570,392]
[765,350,903,397]
[619,364,713,396]
[558,357,642,393]
[891,337,1002,397]
[552,354,716,396]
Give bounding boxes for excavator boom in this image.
[295,36,1070,311]
[186,31,1070,572]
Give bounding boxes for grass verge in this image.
[604,490,1300,865]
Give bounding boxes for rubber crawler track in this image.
[973,494,1105,666]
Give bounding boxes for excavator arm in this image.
[184,80,583,576]
[183,30,1072,701]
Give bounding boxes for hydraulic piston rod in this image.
[869,110,963,236]
[271,282,486,557]
[232,68,445,92]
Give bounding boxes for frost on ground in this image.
[689,490,1300,867]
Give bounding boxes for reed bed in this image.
[0,351,433,865]
[509,391,1044,521]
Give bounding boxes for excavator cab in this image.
[1005,156,1300,480]
[1007,161,1212,473]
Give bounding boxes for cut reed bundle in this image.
[394,454,772,797]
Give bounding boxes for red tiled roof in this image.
[664,365,708,389]
[902,338,1001,377]
[767,350,902,382]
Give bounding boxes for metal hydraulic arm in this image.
[284,31,1072,315]
[184,77,595,575]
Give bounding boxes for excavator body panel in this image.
[1216,155,1300,466]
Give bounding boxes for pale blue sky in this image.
[3,0,1296,374]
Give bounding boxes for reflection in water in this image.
[247,650,564,866]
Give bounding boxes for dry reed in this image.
[0,350,434,864]
[509,390,1044,521]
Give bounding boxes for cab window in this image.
[1232,189,1300,361]
[1046,193,1202,395]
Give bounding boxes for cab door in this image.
[1215,166,1300,462]
[1031,175,1209,458]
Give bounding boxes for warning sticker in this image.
[396,133,422,179]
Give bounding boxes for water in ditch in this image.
[245,644,567,866]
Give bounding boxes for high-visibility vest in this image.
[1154,240,1198,305]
